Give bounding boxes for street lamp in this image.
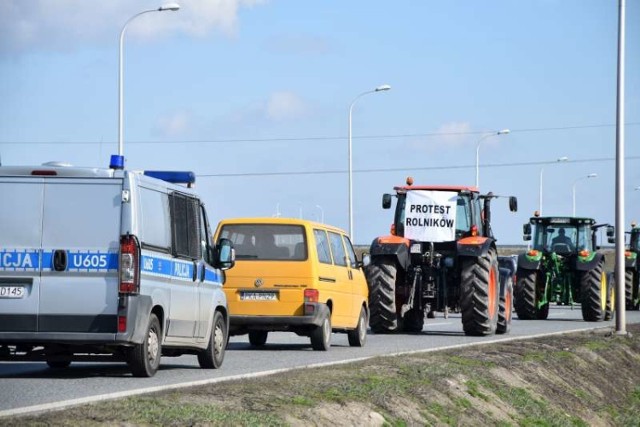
[115,3,180,167]
[572,173,598,216]
[316,205,324,223]
[475,129,510,187]
[538,156,569,215]
[348,84,391,241]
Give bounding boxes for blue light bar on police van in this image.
[143,170,196,185]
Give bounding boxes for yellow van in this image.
[214,218,369,350]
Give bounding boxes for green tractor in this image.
[624,225,640,310]
[515,216,615,322]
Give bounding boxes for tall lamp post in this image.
[539,156,569,215]
[115,3,180,167]
[475,129,510,187]
[572,173,598,216]
[348,84,391,241]
[316,205,324,223]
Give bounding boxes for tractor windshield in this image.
[630,229,640,252]
[533,223,593,253]
[394,191,474,240]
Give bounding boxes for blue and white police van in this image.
[0,159,234,377]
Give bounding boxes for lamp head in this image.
[159,3,180,11]
[497,129,510,135]
[587,173,598,178]
[375,84,391,92]
[557,156,569,162]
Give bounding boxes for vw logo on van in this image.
[254,278,264,288]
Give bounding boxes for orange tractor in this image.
[365,177,518,336]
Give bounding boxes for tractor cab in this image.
[523,216,613,257]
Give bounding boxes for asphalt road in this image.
[1,306,639,418]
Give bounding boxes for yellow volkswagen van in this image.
[214,218,369,350]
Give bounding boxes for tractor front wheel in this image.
[580,260,606,322]
[460,247,500,336]
[497,275,513,334]
[365,257,400,333]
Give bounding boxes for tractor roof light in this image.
[406,176,414,186]
[527,249,539,257]
[533,210,540,217]
[470,225,478,237]
[626,250,632,258]
[579,249,590,258]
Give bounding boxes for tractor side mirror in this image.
[509,196,518,212]
[523,223,532,241]
[607,225,615,244]
[382,194,392,209]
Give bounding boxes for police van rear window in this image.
[220,224,306,261]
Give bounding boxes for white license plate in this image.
[240,292,277,301]
[0,286,25,299]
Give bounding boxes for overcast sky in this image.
[1,0,639,244]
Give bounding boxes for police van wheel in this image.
[46,360,71,369]
[129,313,161,377]
[198,310,226,369]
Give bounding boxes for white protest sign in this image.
[404,191,458,242]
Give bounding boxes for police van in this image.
[0,160,234,377]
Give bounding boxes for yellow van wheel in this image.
[347,306,368,347]
[310,313,331,351]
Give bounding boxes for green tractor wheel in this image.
[460,247,500,336]
[625,269,639,311]
[365,257,400,333]
[514,268,547,320]
[580,260,606,322]
[604,272,615,321]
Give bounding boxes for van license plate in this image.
[241,292,277,301]
[0,286,25,298]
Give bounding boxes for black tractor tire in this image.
[625,269,639,311]
[365,257,399,333]
[460,247,500,336]
[347,306,368,347]
[580,260,606,322]
[401,308,424,333]
[514,269,546,320]
[497,276,513,334]
[128,313,162,377]
[310,311,331,351]
[248,331,268,347]
[604,272,615,321]
[198,310,227,369]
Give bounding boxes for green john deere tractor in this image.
[514,216,615,322]
[624,225,640,310]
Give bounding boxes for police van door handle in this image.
[200,265,206,282]
[53,250,67,272]
[192,261,198,282]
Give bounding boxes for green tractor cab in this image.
[515,216,615,322]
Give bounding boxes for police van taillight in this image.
[119,234,140,294]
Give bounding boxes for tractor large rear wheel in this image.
[580,260,606,322]
[625,269,639,311]
[514,268,546,320]
[460,247,500,336]
[365,257,399,333]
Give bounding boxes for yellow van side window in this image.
[314,229,332,265]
